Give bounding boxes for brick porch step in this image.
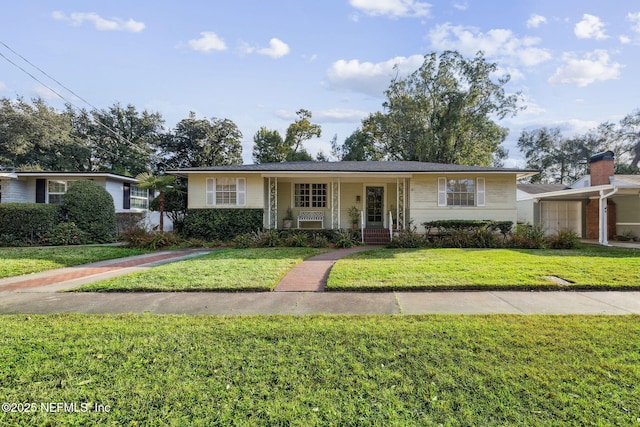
[363,228,392,245]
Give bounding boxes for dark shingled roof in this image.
[170,161,536,174]
[517,183,569,194]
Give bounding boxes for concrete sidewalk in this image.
[1,290,639,315]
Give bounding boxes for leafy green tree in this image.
[73,103,164,176]
[0,97,90,170]
[617,110,640,169]
[252,127,288,163]
[340,51,521,165]
[333,128,384,161]
[136,172,175,232]
[517,126,614,183]
[284,109,321,161]
[63,180,116,242]
[162,112,242,168]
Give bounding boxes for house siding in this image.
[0,179,30,203]
[614,195,640,237]
[188,174,263,209]
[409,174,518,229]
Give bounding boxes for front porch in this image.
[264,176,409,238]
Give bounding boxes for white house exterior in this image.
[0,171,170,230]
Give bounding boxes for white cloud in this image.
[574,14,608,40]
[620,35,631,44]
[452,2,468,11]
[327,54,424,96]
[349,0,431,18]
[314,108,370,123]
[548,50,622,87]
[257,38,290,58]
[188,32,227,53]
[32,84,59,100]
[628,12,640,32]
[428,23,552,66]
[0,82,6,91]
[526,14,547,29]
[52,11,145,32]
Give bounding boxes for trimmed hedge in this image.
[183,208,264,241]
[63,180,116,243]
[423,220,513,235]
[0,203,61,245]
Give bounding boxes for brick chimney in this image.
[589,150,615,186]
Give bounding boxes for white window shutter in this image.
[206,178,215,206]
[237,178,246,206]
[476,177,485,207]
[437,177,447,206]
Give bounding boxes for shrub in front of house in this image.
[116,212,147,236]
[63,180,116,243]
[0,203,61,245]
[42,222,87,246]
[183,208,263,241]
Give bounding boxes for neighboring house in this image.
[0,171,170,230]
[169,161,536,243]
[516,151,640,244]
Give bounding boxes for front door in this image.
[366,186,384,228]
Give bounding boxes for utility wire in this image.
[0,40,151,157]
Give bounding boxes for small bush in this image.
[334,230,360,248]
[510,223,547,249]
[63,180,116,243]
[252,230,280,247]
[232,233,254,249]
[42,222,87,246]
[287,232,309,248]
[388,226,425,248]
[547,229,579,249]
[311,234,329,248]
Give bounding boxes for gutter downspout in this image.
[599,187,618,245]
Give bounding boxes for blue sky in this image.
[2,0,640,166]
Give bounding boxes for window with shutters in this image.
[206,177,246,206]
[47,180,75,204]
[130,185,149,209]
[437,177,485,207]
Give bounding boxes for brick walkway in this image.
[0,250,211,292]
[273,245,378,292]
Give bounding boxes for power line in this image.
[0,40,152,158]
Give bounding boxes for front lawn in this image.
[0,246,146,279]
[75,247,327,292]
[0,314,638,425]
[327,246,640,291]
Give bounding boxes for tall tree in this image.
[284,109,321,161]
[617,110,640,170]
[0,97,90,170]
[339,51,521,165]
[162,112,242,168]
[517,126,613,183]
[252,127,287,164]
[333,128,384,161]
[74,103,164,175]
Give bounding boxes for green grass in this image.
[0,246,146,279]
[328,246,640,291]
[0,314,638,426]
[75,248,327,292]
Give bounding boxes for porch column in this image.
[396,178,406,229]
[268,177,278,229]
[331,179,340,229]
